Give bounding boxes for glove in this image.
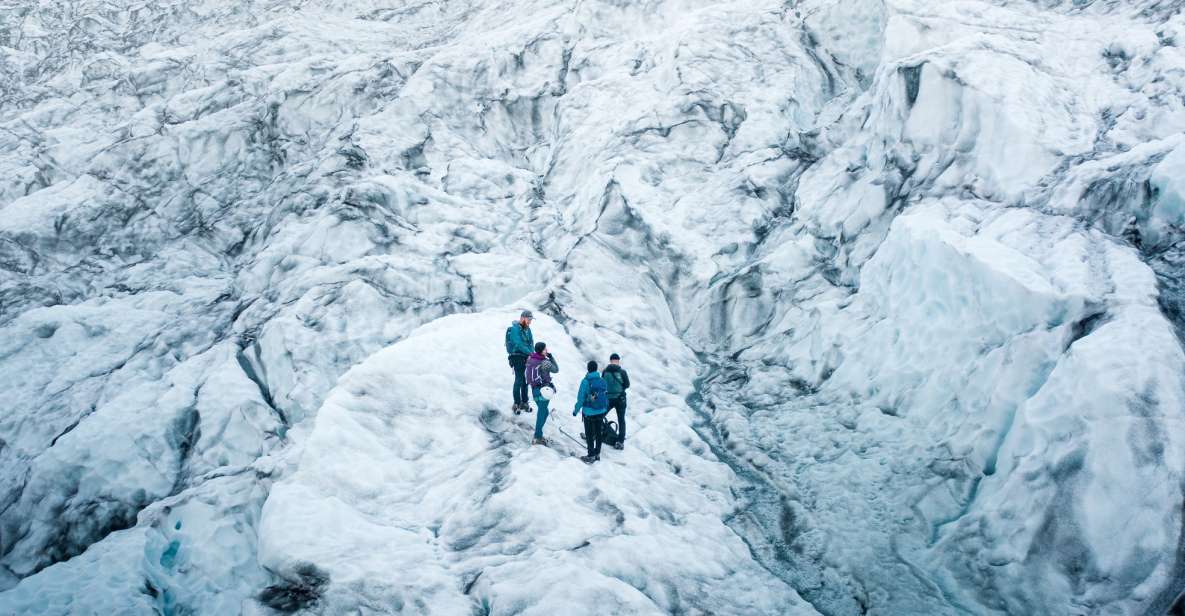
[572,410,579,417]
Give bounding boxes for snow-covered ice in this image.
[258,310,815,614]
[2,0,1185,613]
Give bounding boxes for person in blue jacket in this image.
[572,361,610,464]
[505,310,535,414]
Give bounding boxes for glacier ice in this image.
[2,0,1185,614]
[257,311,815,614]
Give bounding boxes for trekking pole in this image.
[555,417,585,447]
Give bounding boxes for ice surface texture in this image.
[1,0,1184,614]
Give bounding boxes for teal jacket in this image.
[504,322,534,356]
[572,373,609,417]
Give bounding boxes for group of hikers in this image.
[505,310,630,464]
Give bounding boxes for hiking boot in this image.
[532,437,547,446]
[580,455,597,464]
[612,441,624,450]
[523,405,533,414]
[513,404,522,415]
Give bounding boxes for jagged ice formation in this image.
[2,0,1185,614]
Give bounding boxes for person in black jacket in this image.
[601,353,630,450]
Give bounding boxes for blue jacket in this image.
[504,322,534,356]
[572,373,609,417]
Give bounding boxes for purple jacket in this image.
[525,352,558,387]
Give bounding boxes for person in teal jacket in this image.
[505,310,535,414]
[602,353,630,450]
[572,361,610,463]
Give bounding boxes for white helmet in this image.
[540,385,556,400]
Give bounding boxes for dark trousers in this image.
[608,396,626,442]
[582,414,604,458]
[509,355,528,406]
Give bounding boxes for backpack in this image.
[604,369,625,398]
[600,418,620,447]
[525,355,547,387]
[584,375,609,411]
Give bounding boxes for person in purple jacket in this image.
[525,342,559,445]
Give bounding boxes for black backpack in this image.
[599,418,620,447]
